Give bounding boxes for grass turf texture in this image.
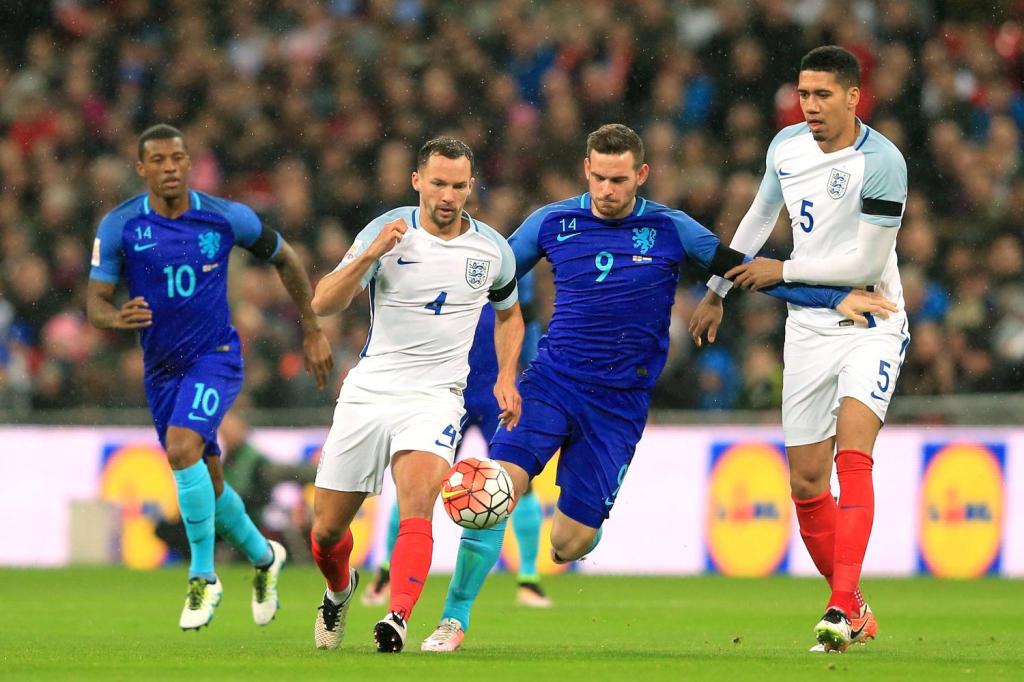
[0,567,1020,681]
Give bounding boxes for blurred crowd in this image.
[1,0,1023,416]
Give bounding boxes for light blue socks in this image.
[382,499,401,570]
[215,482,272,567]
[441,519,507,630]
[512,491,542,581]
[172,460,217,581]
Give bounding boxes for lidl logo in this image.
[99,442,178,569]
[706,442,791,576]
[918,442,1004,578]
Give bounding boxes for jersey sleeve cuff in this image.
[707,275,732,298]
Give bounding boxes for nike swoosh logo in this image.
[187,412,209,422]
[604,496,615,507]
[850,620,868,639]
[409,576,424,585]
[133,243,158,251]
[778,169,792,177]
[183,515,212,525]
[396,257,420,265]
[556,232,581,242]
[839,504,867,510]
[441,488,467,501]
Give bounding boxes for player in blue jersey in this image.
[420,123,897,651]
[362,274,550,611]
[86,124,334,630]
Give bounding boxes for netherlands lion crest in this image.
[827,168,851,199]
[198,230,220,259]
[632,227,657,255]
[465,258,490,289]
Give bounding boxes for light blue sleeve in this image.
[755,124,805,205]
[225,200,282,259]
[336,211,405,289]
[477,223,519,310]
[508,205,549,279]
[860,132,907,228]
[88,212,126,284]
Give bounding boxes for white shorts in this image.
[782,318,909,447]
[315,384,465,495]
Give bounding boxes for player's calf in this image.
[550,514,603,563]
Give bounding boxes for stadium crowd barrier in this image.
[1,425,1019,578]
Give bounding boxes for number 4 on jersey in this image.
[425,291,447,315]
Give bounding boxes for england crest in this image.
[827,168,851,199]
[465,258,490,289]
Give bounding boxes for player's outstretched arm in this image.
[270,239,334,390]
[86,279,152,330]
[311,218,407,316]
[834,289,899,325]
[689,289,724,348]
[724,221,898,290]
[492,302,524,430]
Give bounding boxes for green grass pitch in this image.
[0,567,1020,680]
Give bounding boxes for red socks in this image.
[793,489,837,583]
[311,528,353,592]
[388,517,434,621]
[829,449,874,616]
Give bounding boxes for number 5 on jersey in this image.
[798,200,814,233]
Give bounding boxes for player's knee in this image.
[549,528,595,563]
[311,521,344,548]
[165,441,203,470]
[790,470,829,499]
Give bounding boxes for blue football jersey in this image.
[466,271,539,388]
[510,193,847,390]
[89,191,281,375]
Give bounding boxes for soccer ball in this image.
[441,457,516,529]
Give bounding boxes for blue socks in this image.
[441,519,507,631]
[172,460,217,581]
[512,491,542,581]
[215,482,272,567]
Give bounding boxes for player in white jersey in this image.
[306,138,524,653]
[690,46,908,652]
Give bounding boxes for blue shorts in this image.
[460,382,501,445]
[489,365,649,528]
[143,349,244,457]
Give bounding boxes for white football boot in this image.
[814,608,852,652]
[374,611,408,653]
[179,577,223,630]
[314,569,359,649]
[252,539,287,625]
[421,617,466,652]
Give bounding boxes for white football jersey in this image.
[337,206,518,394]
[760,121,907,331]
